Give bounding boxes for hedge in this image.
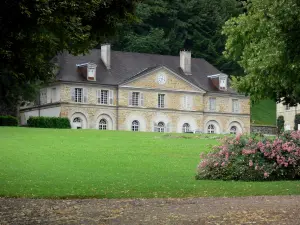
[27,116,71,129]
[0,116,18,126]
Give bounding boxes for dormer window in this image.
[207,73,228,91]
[76,62,97,81]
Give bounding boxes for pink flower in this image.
[249,160,253,167]
[221,162,226,167]
[255,165,259,170]
[264,172,269,178]
[214,162,219,167]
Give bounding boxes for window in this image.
[183,95,193,110]
[75,88,83,103]
[100,90,108,104]
[219,76,227,90]
[232,99,240,113]
[158,94,165,108]
[132,92,140,106]
[99,119,107,130]
[209,97,216,111]
[207,124,215,134]
[285,105,290,110]
[157,122,165,133]
[230,126,237,134]
[73,117,81,123]
[132,120,139,131]
[182,123,191,133]
[51,88,56,103]
[73,117,82,129]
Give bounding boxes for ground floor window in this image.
[207,124,215,134]
[132,120,139,131]
[73,117,82,129]
[230,126,237,134]
[99,119,107,130]
[157,122,165,133]
[182,123,191,133]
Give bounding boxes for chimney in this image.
[101,44,111,69]
[180,50,192,75]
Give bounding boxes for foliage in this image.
[197,131,300,181]
[113,0,244,75]
[294,114,300,131]
[27,117,70,129]
[251,99,276,125]
[223,0,300,106]
[277,116,285,134]
[2,128,300,198]
[0,116,18,126]
[0,0,137,109]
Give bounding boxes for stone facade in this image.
[277,102,300,130]
[20,67,250,134]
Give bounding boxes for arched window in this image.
[182,123,191,133]
[73,117,81,123]
[157,122,165,133]
[230,126,237,134]
[207,124,215,134]
[73,117,82,129]
[132,120,139,131]
[99,119,107,130]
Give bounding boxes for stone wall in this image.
[251,125,277,135]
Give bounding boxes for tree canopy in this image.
[223,0,300,106]
[113,0,244,75]
[0,0,137,111]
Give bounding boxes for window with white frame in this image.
[232,99,240,113]
[132,92,139,106]
[99,119,107,130]
[183,95,193,110]
[75,88,83,103]
[230,126,237,134]
[51,88,56,103]
[219,76,227,90]
[157,122,165,133]
[207,124,215,134]
[132,120,139,131]
[182,123,191,133]
[129,91,144,107]
[158,94,165,108]
[100,90,108,104]
[285,104,290,110]
[209,97,216,111]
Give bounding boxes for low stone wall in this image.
[251,125,277,135]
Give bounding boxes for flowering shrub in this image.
[196,131,300,181]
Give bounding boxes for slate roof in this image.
[56,49,238,94]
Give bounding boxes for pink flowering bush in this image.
[196,131,300,181]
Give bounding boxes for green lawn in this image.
[251,99,276,126]
[1,127,299,199]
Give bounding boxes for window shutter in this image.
[71,88,75,102]
[97,90,100,104]
[189,96,193,110]
[167,123,171,133]
[109,90,113,105]
[140,92,144,107]
[128,92,132,106]
[153,122,157,132]
[164,94,167,108]
[83,88,88,103]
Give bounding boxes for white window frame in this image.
[72,87,87,103]
[75,88,83,103]
[230,126,237,134]
[158,94,165,108]
[131,120,139,131]
[209,97,216,111]
[99,119,107,130]
[182,123,191,133]
[129,91,144,107]
[51,87,56,103]
[232,99,240,113]
[207,124,215,134]
[157,122,165,133]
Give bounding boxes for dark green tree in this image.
[277,116,285,134]
[0,0,137,115]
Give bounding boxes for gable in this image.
[120,67,205,93]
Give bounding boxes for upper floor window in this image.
[158,94,165,108]
[97,89,113,105]
[71,87,87,103]
[232,99,240,113]
[51,88,56,103]
[209,97,216,111]
[183,95,193,110]
[285,104,290,110]
[129,91,144,107]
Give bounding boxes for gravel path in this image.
[1,196,300,224]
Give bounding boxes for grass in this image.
[251,99,276,126]
[1,127,300,199]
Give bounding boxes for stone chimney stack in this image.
[180,50,192,75]
[101,44,111,69]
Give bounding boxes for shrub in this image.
[277,115,284,134]
[0,116,18,126]
[27,116,70,129]
[196,131,300,181]
[294,114,300,131]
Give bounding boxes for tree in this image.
[223,0,300,106]
[113,0,244,75]
[0,0,137,115]
[277,115,285,134]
